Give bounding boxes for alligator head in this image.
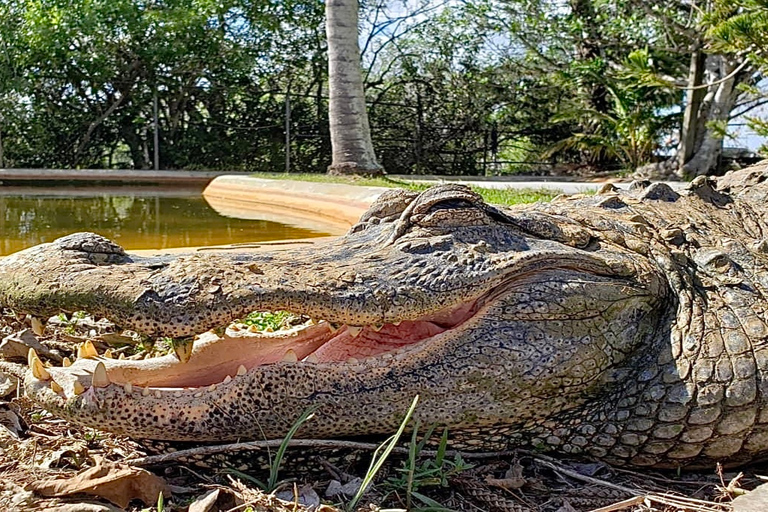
[4,172,768,468]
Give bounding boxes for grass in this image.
[384,425,471,511]
[225,405,319,492]
[249,172,559,206]
[347,395,421,511]
[240,310,306,331]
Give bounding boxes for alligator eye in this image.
[422,198,475,213]
[414,201,489,227]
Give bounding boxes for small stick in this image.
[587,496,646,512]
[533,457,641,495]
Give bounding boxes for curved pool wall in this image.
[202,176,389,231]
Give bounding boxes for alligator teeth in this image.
[328,322,341,333]
[393,321,402,326]
[236,365,247,376]
[193,392,203,398]
[62,357,72,368]
[347,326,362,338]
[142,387,151,397]
[208,383,217,392]
[230,323,241,332]
[247,324,259,333]
[50,381,63,393]
[78,340,99,359]
[154,390,162,399]
[347,357,359,364]
[118,353,126,360]
[303,353,319,363]
[30,316,45,336]
[123,383,133,394]
[223,375,232,384]
[28,349,51,381]
[103,349,114,359]
[92,362,110,388]
[371,324,383,332]
[282,349,298,362]
[73,381,85,395]
[172,339,194,364]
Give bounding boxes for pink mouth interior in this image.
[49,300,480,392]
[312,302,476,362]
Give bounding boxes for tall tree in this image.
[325,0,383,176]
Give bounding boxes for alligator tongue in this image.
[312,320,448,361]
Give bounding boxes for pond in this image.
[0,186,332,257]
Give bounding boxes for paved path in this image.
[389,174,687,194]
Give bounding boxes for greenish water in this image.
[0,186,330,256]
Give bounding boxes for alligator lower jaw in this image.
[28,299,480,399]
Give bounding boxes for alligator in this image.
[1,166,768,469]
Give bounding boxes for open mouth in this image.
[28,297,481,399]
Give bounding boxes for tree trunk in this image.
[677,48,707,166]
[325,0,383,176]
[679,55,741,178]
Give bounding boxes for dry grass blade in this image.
[645,492,732,511]
[586,496,645,512]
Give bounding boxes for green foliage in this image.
[547,82,679,171]
[347,395,420,511]
[0,0,752,175]
[240,311,304,331]
[224,405,318,492]
[0,0,326,170]
[383,426,471,511]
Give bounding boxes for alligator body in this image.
[1,167,768,469]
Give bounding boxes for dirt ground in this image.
[0,310,761,512]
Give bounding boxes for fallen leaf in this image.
[43,502,126,512]
[276,484,320,508]
[485,461,527,489]
[29,460,170,508]
[39,441,91,469]
[0,328,62,363]
[0,403,25,438]
[0,372,18,397]
[189,488,240,512]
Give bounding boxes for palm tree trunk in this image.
[679,55,741,178]
[325,0,383,176]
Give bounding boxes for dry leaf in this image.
[39,441,91,469]
[29,460,170,508]
[44,502,126,512]
[275,484,321,508]
[189,488,240,512]
[0,372,18,397]
[0,329,47,361]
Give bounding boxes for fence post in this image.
[0,114,4,168]
[285,89,291,173]
[153,89,160,171]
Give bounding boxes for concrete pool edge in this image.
[202,175,390,230]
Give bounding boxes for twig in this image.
[587,496,645,512]
[646,492,731,512]
[533,457,642,495]
[611,465,721,487]
[126,438,520,467]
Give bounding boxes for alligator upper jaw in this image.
[27,296,481,399]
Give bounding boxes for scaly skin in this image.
[1,166,768,469]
